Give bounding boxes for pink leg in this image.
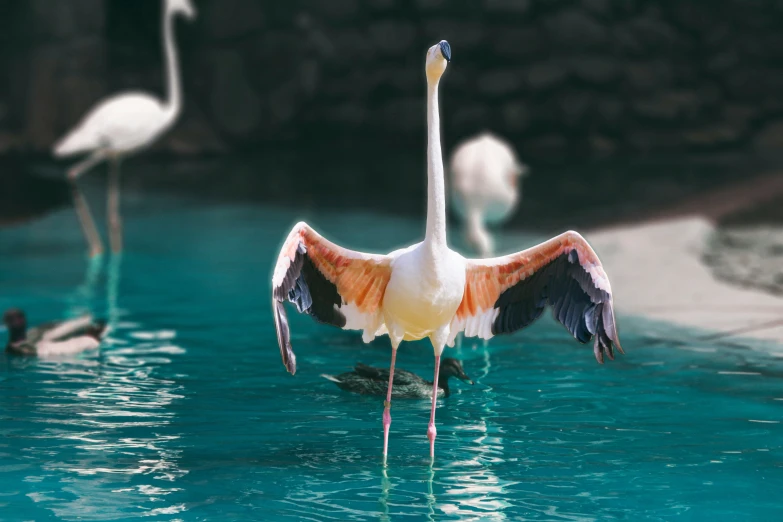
[427,355,441,459]
[382,347,398,459]
[70,183,104,258]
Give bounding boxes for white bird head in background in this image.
[167,0,197,20]
[425,40,451,82]
[448,132,529,256]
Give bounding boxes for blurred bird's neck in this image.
[162,6,182,121]
[425,79,447,250]
[467,207,492,257]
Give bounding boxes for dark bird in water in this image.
[322,358,474,399]
[3,308,107,356]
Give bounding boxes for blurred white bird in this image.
[449,132,527,257]
[52,0,197,256]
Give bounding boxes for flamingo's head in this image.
[425,40,451,83]
[168,0,197,20]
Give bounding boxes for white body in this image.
[54,95,174,157]
[382,243,466,349]
[51,0,196,256]
[449,133,526,256]
[53,0,195,160]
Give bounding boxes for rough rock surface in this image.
[1,0,782,160]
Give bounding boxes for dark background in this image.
[1,0,783,231]
[3,0,783,157]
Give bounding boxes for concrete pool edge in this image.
[587,217,783,345]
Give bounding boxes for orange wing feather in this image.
[272,222,392,374]
[275,224,391,315]
[452,231,621,363]
[458,231,608,320]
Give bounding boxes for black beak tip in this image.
[439,40,451,62]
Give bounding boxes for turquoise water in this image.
[1,190,782,521]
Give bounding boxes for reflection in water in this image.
[374,347,510,521]
[2,253,188,519]
[28,326,188,519]
[379,467,390,522]
[3,201,783,520]
[426,465,436,521]
[63,253,123,333]
[66,254,103,318]
[445,345,509,521]
[107,255,123,329]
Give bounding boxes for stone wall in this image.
[0,0,107,152]
[3,0,783,159]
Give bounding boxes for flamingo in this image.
[52,0,197,256]
[272,41,622,461]
[449,132,527,257]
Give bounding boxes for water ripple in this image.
[2,204,783,520]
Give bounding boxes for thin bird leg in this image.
[107,158,123,253]
[427,355,441,459]
[67,150,105,181]
[70,183,104,257]
[382,346,398,461]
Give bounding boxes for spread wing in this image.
[449,231,622,363]
[272,222,392,375]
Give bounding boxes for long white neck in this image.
[425,78,447,248]
[467,207,493,257]
[162,7,182,120]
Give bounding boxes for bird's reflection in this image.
[63,247,123,341]
[68,253,103,316]
[379,466,391,522]
[375,348,509,520]
[107,254,123,329]
[426,464,436,521]
[449,345,510,520]
[15,251,188,518]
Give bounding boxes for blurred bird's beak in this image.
[460,373,474,385]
